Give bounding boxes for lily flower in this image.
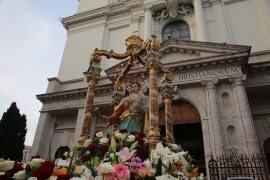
[151,143,171,157]
[119,147,136,163]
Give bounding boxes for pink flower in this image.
[119,147,136,163]
[138,167,147,177]
[113,164,130,180]
[106,172,118,180]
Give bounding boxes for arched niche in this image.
[54,146,70,160]
[227,125,238,146]
[159,101,201,125]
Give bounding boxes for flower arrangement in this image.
[0,129,207,180]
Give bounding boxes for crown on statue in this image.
[125,30,144,49]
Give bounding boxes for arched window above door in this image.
[162,21,190,42]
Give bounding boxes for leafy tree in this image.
[0,102,27,161]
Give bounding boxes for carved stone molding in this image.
[155,1,194,23]
[201,79,219,89]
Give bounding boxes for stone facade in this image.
[30,0,270,176]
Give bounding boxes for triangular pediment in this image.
[159,39,251,65]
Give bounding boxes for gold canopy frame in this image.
[78,31,175,150]
[89,31,173,92]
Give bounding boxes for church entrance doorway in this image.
[263,138,270,172]
[159,101,206,175]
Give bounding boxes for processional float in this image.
[78,31,175,151]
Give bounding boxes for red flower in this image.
[88,144,95,152]
[10,163,24,176]
[41,161,55,171]
[57,174,70,180]
[130,131,139,135]
[30,155,41,161]
[33,166,52,180]
[119,129,127,133]
[0,175,7,180]
[162,141,167,147]
[139,132,145,138]
[81,156,90,163]
[102,144,109,152]
[135,137,145,145]
[141,147,149,156]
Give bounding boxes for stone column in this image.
[145,50,162,151]
[210,0,229,43]
[143,4,153,40]
[78,63,101,146]
[74,108,85,144]
[29,112,54,159]
[192,0,208,41]
[202,79,224,156]
[229,76,259,154]
[201,118,211,177]
[161,82,174,142]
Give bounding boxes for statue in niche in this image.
[102,82,149,134]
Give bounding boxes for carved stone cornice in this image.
[201,79,219,89]
[37,84,114,103]
[228,75,246,87]
[61,0,141,30]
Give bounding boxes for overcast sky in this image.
[0,0,78,146]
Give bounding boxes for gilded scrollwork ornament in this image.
[148,127,161,138]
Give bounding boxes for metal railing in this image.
[208,147,269,180]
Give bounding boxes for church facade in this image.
[30,0,270,175]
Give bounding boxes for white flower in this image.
[143,138,148,144]
[0,160,15,171]
[156,174,178,180]
[113,131,119,134]
[84,139,93,147]
[82,165,93,180]
[70,178,81,180]
[13,170,27,180]
[56,159,70,167]
[48,176,57,180]
[86,151,91,155]
[28,158,44,168]
[63,152,68,157]
[96,132,104,138]
[99,163,115,175]
[115,133,122,139]
[74,166,84,175]
[151,143,171,157]
[28,177,38,180]
[127,135,135,142]
[168,143,180,151]
[143,159,152,170]
[99,137,108,144]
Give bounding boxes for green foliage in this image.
[155,157,163,176]
[0,102,27,161]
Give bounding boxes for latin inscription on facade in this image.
[178,67,241,81]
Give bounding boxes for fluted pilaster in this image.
[202,79,224,156]
[229,76,259,154]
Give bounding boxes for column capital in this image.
[145,50,162,74]
[86,63,102,86]
[142,4,153,12]
[201,79,219,89]
[228,75,246,87]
